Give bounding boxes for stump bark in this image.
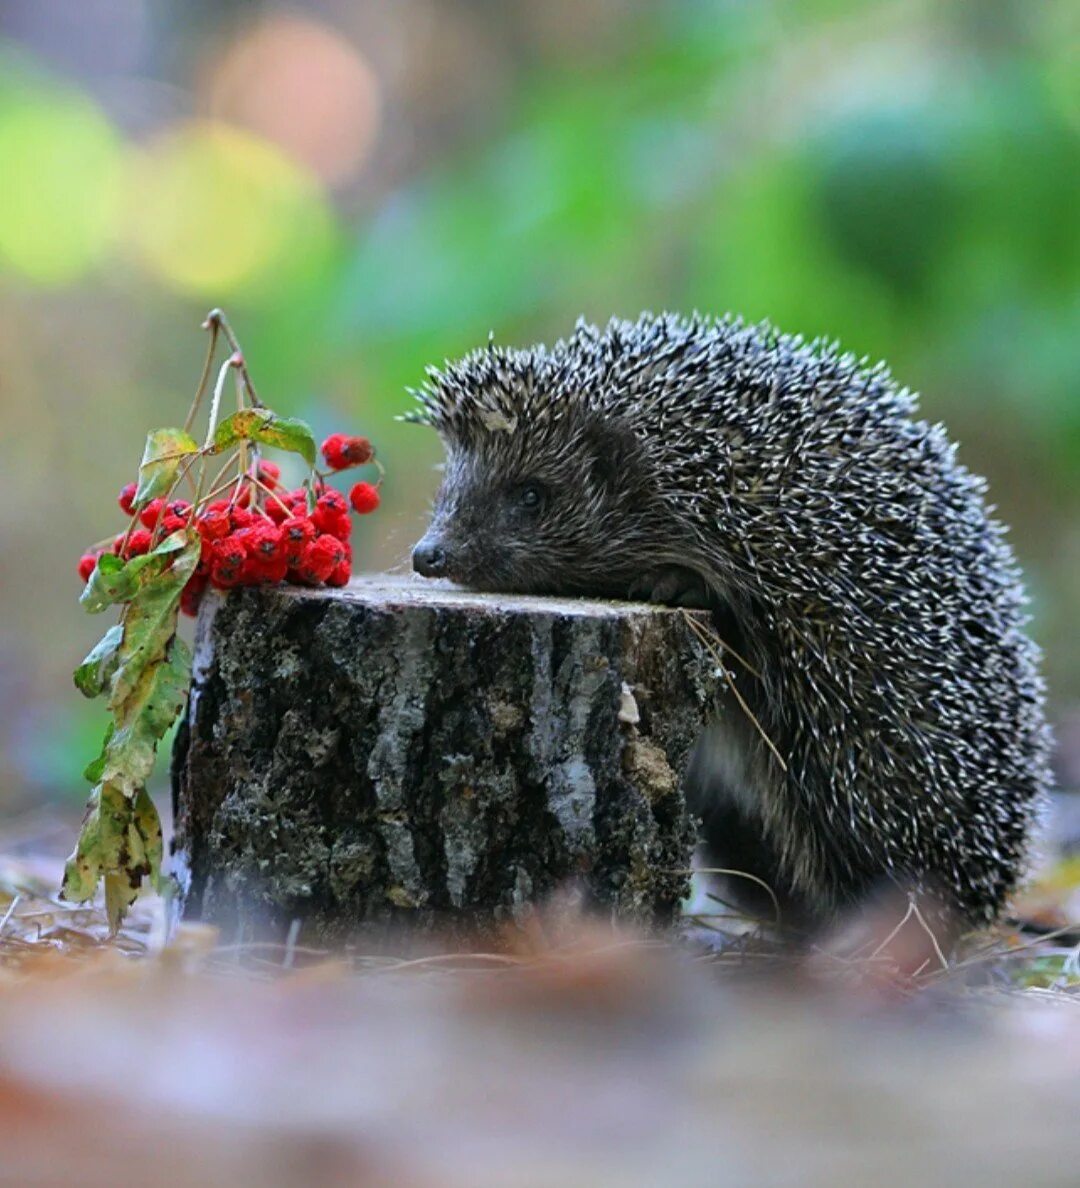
[171,575,716,942]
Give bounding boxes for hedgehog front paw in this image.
[629,566,712,608]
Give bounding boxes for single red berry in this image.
[280,516,316,566]
[139,498,165,529]
[326,558,351,587]
[197,508,231,540]
[298,534,343,583]
[78,552,98,582]
[210,565,243,589]
[250,554,289,585]
[166,499,192,518]
[319,489,348,514]
[125,529,153,557]
[195,536,213,576]
[118,483,138,516]
[229,504,255,530]
[266,498,291,524]
[312,490,349,535]
[246,522,284,561]
[349,482,380,515]
[180,574,208,617]
[161,514,186,536]
[211,536,246,570]
[257,460,281,489]
[320,434,347,469]
[285,487,313,517]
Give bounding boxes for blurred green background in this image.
[0,0,1077,813]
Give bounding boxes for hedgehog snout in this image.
[412,535,449,578]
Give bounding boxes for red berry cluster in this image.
[78,437,381,618]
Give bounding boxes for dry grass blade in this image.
[681,610,788,772]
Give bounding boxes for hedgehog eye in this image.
[516,481,546,512]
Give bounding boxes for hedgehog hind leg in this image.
[686,726,823,937]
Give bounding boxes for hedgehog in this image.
[406,312,1052,930]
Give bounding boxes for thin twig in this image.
[204,355,240,451]
[183,318,220,435]
[695,866,783,929]
[679,607,761,679]
[205,308,264,407]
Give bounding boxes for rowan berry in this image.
[229,505,255,530]
[257,460,281,489]
[118,483,138,516]
[126,529,152,557]
[349,482,380,515]
[251,554,289,585]
[139,498,165,529]
[180,574,208,617]
[326,559,351,587]
[266,497,291,524]
[211,536,246,575]
[321,434,374,470]
[247,522,284,562]
[78,553,98,582]
[312,490,349,535]
[197,508,230,540]
[280,516,316,566]
[325,513,352,541]
[298,534,343,583]
[195,535,213,576]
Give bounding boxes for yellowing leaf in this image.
[64,529,201,932]
[213,408,316,465]
[134,427,199,506]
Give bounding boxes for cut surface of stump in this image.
[171,574,717,942]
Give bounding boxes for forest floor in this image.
[0,802,1078,1186]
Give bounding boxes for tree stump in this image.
[171,575,716,942]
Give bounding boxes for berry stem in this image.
[204,354,241,451]
[183,316,220,435]
[190,448,241,516]
[204,308,264,409]
[247,472,292,516]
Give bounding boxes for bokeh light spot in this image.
[128,120,336,300]
[206,14,380,188]
[0,87,123,284]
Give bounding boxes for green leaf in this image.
[134,427,199,506]
[79,530,194,613]
[83,723,114,783]
[103,634,192,797]
[74,624,124,697]
[80,553,133,612]
[213,408,316,465]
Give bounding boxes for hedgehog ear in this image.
[581,418,641,488]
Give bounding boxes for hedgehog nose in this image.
[413,539,448,578]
